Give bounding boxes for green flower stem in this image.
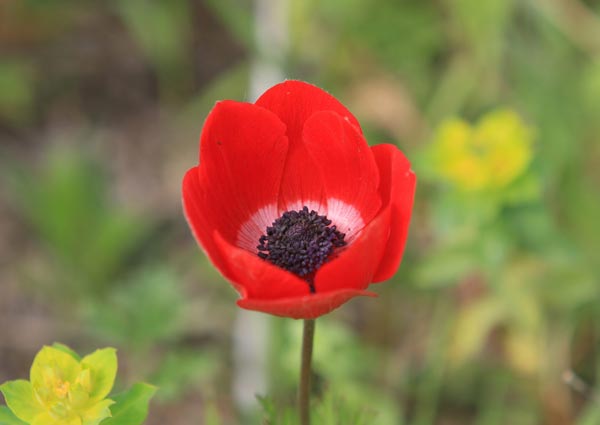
[298,319,315,425]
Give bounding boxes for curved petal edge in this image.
[370,144,417,282]
[237,289,377,319]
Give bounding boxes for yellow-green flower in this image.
[0,345,117,425]
[431,109,534,192]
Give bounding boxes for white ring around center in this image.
[236,198,365,253]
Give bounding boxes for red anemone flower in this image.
[182,80,416,319]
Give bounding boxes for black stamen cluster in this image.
[257,206,346,278]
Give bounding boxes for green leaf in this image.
[0,406,28,425]
[101,383,157,425]
[81,348,117,402]
[0,380,43,423]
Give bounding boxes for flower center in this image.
[53,380,70,399]
[257,206,346,289]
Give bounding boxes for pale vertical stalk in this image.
[231,0,289,416]
[249,0,289,100]
[232,311,269,413]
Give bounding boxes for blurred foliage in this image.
[1,144,221,408]
[2,0,600,424]
[114,0,194,100]
[0,61,35,126]
[258,390,381,425]
[3,145,152,299]
[85,266,185,349]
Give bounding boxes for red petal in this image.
[370,144,416,282]
[255,81,361,211]
[196,100,288,244]
[214,231,311,300]
[314,207,392,292]
[255,80,362,138]
[182,167,233,283]
[237,289,377,319]
[303,111,381,228]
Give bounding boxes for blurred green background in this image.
[1,0,600,424]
